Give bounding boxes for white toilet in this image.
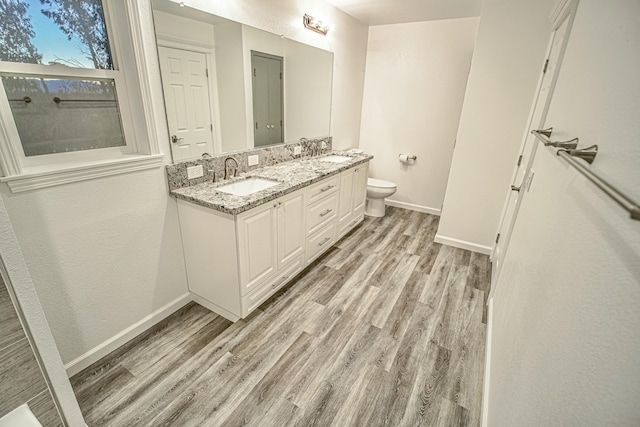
[365,178,397,217]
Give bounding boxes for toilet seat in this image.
[367,178,396,189]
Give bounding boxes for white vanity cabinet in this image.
[337,162,369,238]
[175,160,370,321]
[236,189,305,295]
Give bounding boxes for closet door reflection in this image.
[251,51,284,147]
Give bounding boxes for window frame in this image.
[0,0,164,192]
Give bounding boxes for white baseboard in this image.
[385,199,441,216]
[434,234,492,255]
[481,298,494,427]
[64,292,192,377]
[191,294,239,322]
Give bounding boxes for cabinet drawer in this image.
[241,255,304,317]
[307,192,339,236]
[338,211,364,239]
[306,175,340,204]
[306,222,336,264]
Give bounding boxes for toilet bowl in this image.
[366,178,397,217]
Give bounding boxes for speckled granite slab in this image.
[170,152,373,215]
[166,138,333,192]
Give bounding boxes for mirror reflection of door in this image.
[251,51,284,147]
[158,46,214,161]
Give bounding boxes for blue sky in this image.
[24,0,95,68]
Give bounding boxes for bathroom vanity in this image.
[170,153,371,321]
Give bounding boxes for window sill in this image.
[0,154,165,193]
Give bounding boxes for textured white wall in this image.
[0,168,189,364]
[153,10,214,44]
[436,0,556,252]
[359,18,479,213]
[180,0,369,150]
[487,0,640,424]
[0,197,85,424]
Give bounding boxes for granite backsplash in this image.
[166,137,332,191]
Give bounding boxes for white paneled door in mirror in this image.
[158,46,214,162]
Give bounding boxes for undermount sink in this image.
[320,155,352,163]
[216,177,280,196]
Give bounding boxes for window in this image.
[0,0,162,191]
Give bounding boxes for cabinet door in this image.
[338,168,356,224]
[352,163,369,212]
[277,190,305,268]
[237,202,278,295]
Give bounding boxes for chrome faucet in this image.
[224,157,239,180]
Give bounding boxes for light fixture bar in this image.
[303,14,330,36]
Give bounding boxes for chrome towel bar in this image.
[534,128,640,221]
[531,128,579,149]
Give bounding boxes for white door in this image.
[491,10,575,288]
[237,202,278,295]
[337,168,356,225]
[158,46,214,161]
[277,191,305,269]
[352,163,368,213]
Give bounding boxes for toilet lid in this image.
[368,178,396,189]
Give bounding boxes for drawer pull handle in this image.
[272,274,290,290]
[320,209,333,217]
[320,185,335,192]
[318,237,331,246]
[350,220,358,226]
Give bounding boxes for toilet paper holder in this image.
[399,154,417,161]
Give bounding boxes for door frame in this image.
[489,0,580,293]
[156,35,223,155]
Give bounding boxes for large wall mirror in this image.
[151,0,334,162]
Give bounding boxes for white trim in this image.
[0,197,85,425]
[550,0,577,29]
[126,0,164,156]
[481,297,494,427]
[0,154,164,192]
[64,292,192,377]
[191,293,240,322]
[434,234,492,255]
[206,52,224,154]
[385,199,441,216]
[156,34,215,52]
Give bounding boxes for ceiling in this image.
[323,0,482,26]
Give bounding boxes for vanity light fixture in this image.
[303,14,331,36]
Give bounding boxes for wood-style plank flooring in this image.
[71,207,491,426]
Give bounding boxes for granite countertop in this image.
[170,152,373,215]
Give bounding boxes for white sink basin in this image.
[320,155,352,163]
[216,177,280,196]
